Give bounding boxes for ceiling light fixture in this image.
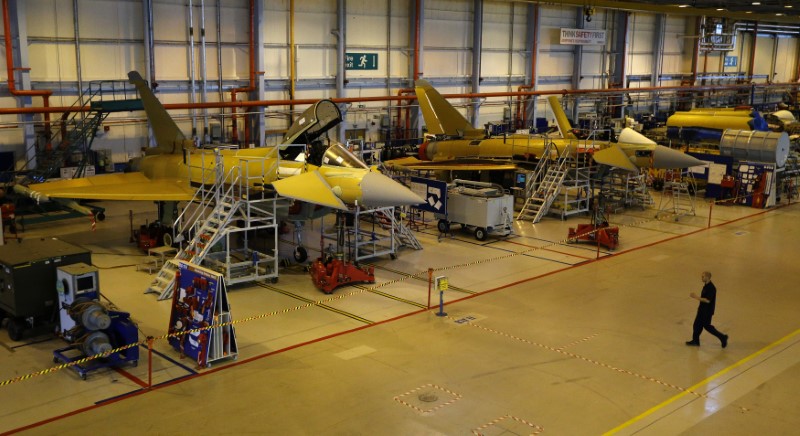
[678,4,690,7]
[751,1,760,5]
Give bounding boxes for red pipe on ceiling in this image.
[3,0,52,129]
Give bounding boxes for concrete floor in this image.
[1,192,799,435]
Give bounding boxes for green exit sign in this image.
[345,53,378,70]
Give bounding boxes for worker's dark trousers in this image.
[692,313,725,343]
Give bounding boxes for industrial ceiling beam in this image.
[498,1,799,25]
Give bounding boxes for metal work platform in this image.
[147,150,280,300]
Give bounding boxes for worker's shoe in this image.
[685,340,700,346]
[721,334,728,349]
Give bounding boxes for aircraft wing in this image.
[592,145,638,172]
[26,172,196,201]
[271,170,347,210]
[384,156,518,172]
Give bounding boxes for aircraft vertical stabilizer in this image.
[547,96,577,140]
[128,71,190,155]
[415,80,485,139]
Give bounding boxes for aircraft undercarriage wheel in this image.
[474,227,488,241]
[96,212,106,221]
[437,219,450,234]
[163,232,174,247]
[293,246,308,263]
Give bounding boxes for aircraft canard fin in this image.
[592,144,638,172]
[271,170,348,210]
[415,80,484,139]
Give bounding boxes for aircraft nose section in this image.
[652,145,705,169]
[360,172,424,207]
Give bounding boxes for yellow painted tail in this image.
[128,71,192,155]
[546,96,577,140]
[415,80,485,139]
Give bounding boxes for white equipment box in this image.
[435,180,514,241]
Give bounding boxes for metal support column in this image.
[571,7,585,124]
[524,4,539,127]
[335,0,346,143]
[651,13,666,115]
[254,0,266,148]
[470,0,483,128]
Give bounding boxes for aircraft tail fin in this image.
[415,80,485,139]
[547,96,577,140]
[128,71,191,155]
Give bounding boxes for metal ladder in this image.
[516,146,571,223]
[390,209,423,250]
[149,199,241,300]
[656,171,696,221]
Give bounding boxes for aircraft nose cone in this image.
[652,145,705,169]
[360,172,424,207]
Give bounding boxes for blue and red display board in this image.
[167,261,237,368]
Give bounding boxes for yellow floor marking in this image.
[604,327,800,435]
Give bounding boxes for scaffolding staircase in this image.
[19,80,142,184]
[147,151,280,300]
[516,145,571,223]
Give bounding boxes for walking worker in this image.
[686,271,729,348]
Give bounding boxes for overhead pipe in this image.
[4,81,797,116]
[230,0,256,146]
[3,0,52,131]
[395,88,415,139]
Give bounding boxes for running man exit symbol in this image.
[345,53,378,70]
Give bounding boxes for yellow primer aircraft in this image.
[386,80,703,172]
[20,71,422,223]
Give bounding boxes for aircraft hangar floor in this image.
[1,193,799,435]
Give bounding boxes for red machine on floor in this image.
[567,199,619,250]
[309,255,375,294]
[568,222,619,250]
[309,211,375,294]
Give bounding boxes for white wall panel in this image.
[24,0,74,39]
[774,37,798,82]
[752,36,776,78]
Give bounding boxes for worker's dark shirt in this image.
[697,281,717,317]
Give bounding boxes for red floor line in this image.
[112,366,148,389]
[5,203,791,435]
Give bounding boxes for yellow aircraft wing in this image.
[26,172,196,201]
[384,156,518,172]
[271,170,347,210]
